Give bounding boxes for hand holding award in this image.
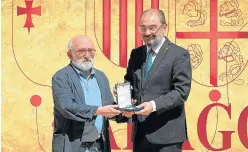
[115,82,143,112]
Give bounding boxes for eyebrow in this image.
[139,24,158,27]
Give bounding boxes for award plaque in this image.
[115,82,143,112]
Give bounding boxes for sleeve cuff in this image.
[150,100,157,112]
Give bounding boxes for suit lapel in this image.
[94,70,107,141]
[67,65,106,105]
[141,47,147,88]
[94,70,105,104]
[143,38,171,89]
[66,64,86,104]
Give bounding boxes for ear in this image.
[67,51,72,59]
[164,24,168,30]
[163,24,167,33]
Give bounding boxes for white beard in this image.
[72,58,94,72]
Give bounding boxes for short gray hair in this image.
[68,40,72,51]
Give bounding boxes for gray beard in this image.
[146,36,163,49]
[72,58,94,72]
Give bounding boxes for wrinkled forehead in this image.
[72,38,95,50]
[140,12,161,26]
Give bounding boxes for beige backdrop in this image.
[2,0,248,151]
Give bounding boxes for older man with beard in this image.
[122,9,192,152]
[52,35,121,152]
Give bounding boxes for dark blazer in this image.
[52,64,114,152]
[124,37,192,145]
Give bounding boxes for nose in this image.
[144,29,151,36]
[84,51,91,58]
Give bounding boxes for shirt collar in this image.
[71,63,95,78]
[147,37,166,54]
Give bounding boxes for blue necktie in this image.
[144,49,153,80]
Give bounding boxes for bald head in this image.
[140,9,166,25]
[68,35,95,51]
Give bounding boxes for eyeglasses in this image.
[138,24,164,33]
[75,48,96,56]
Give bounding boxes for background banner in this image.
[2,0,248,151]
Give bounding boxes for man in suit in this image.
[123,9,192,152]
[52,35,121,152]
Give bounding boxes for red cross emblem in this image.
[176,0,248,86]
[17,0,41,33]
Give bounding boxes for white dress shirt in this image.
[146,37,166,112]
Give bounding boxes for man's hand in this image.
[122,111,135,118]
[121,99,137,118]
[95,105,121,118]
[135,102,153,116]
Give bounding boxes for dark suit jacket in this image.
[52,64,114,152]
[124,37,192,145]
